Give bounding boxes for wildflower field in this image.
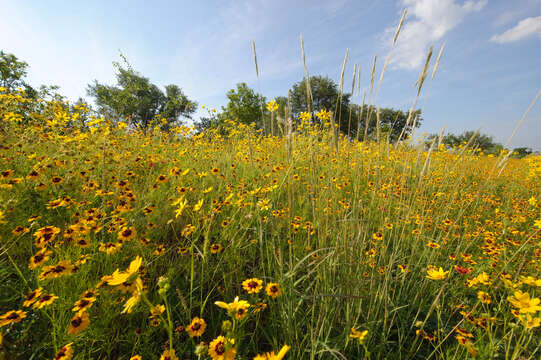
[0,87,540,360]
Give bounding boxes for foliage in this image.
[428,131,504,154]
[87,58,197,131]
[218,83,266,129]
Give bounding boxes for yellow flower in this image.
[520,276,541,287]
[520,314,541,329]
[208,336,236,360]
[53,343,74,360]
[426,267,449,280]
[528,196,537,206]
[242,278,263,294]
[349,328,368,343]
[508,290,541,314]
[298,112,312,122]
[315,109,330,121]
[265,283,281,298]
[266,100,278,113]
[215,297,250,320]
[33,293,58,309]
[534,219,541,229]
[186,316,207,338]
[0,310,27,327]
[477,291,491,304]
[159,349,179,360]
[253,345,290,360]
[108,256,143,286]
[193,199,204,212]
[67,311,90,335]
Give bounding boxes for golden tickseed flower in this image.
[67,311,90,335]
[23,287,43,307]
[210,243,223,254]
[253,344,290,360]
[215,296,250,320]
[39,260,74,280]
[266,100,278,113]
[426,267,449,280]
[186,316,207,338]
[129,356,142,360]
[12,226,30,236]
[477,291,491,304]
[372,232,383,241]
[520,275,541,287]
[0,310,27,327]
[72,297,96,313]
[51,176,64,184]
[208,336,236,360]
[99,242,122,254]
[349,328,368,343]
[108,256,143,286]
[426,242,440,249]
[118,226,136,242]
[265,282,281,298]
[28,248,52,269]
[52,343,74,360]
[242,278,263,294]
[520,314,541,329]
[508,290,541,313]
[160,350,178,360]
[33,293,58,309]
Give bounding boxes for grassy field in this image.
[0,86,540,359]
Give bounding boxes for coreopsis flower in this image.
[186,316,206,338]
[28,248,52,269]
[210,243,223,254]
[520,276,541,287]
[118,226,136,242]
[215,297,250,320]
[315,109,330,121]
[265,283,281,298]
[266,100,278,113]
[242,278,263,294]
[23,287,44,307]
[349,328,368,343]
[52,343,74,360]
[477,291,491,304]
[108,256,143,286]
[159,350,179,360]
[67,312,90,335]
[253,345,290,360]
[520,314,541,329]
[39,260,74,280]
[72,297,96,313]
[0,310,27,327]
[426,267,449,280]
[208,336,236,360]
[535,219,541,229]
[298,112,312,122]
[507,290,541,314]
[33,293,58,309]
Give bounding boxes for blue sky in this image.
[1,0,540,149]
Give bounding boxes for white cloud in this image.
[491,16,541,43]
[385,0,487,70]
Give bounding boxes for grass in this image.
[0,83,540,360]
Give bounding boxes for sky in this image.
[1,0,541,149]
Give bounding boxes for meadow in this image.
[0,86,540,360]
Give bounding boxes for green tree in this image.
[87,60,196,130]
[0,50,30,90]
[219,83,266,128]
[511,147,533,158]
[427,131,504,154]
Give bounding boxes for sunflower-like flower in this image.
[108,256,143,286]
[242,278,263,294]
[67,311,90,335]
[215,296,250,320]
[208,336,236,360]
[253,345,290,360]
[265,283,281,299]
[0,310,27,327]
[186,316,207,338]
[426,267,449,281]
[52,343,74,360]
[23,287,44,307]
[508,290,541,314]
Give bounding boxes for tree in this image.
[289,75,351,125]
[512,147,533,158]
[87,60,196,130]
[218,83,266,128]
[0,50,29,90]
[427,131,504,154]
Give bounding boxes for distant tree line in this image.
[1,49,536,154]
[196,75,422,142]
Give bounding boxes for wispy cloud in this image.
[384,0,487,70]
[491,16,541,43]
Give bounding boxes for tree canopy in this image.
[87,60,197,130]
